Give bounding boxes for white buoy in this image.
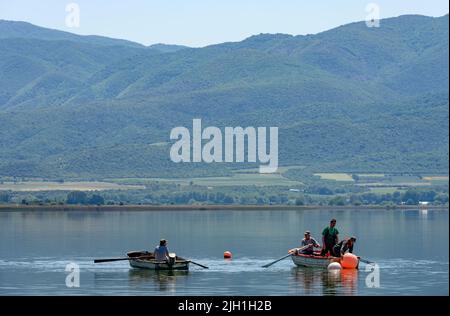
[327,262,342,270]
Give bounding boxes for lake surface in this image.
[0,208,448,295]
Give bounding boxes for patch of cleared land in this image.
[369,187,407,194]
[357,174,386,178]
[108,173,303,187]
[356,175,431,187]
[232,165,305,174]
[422,176,449,182]
[314,173,354,181]
[0,181,145,192]
[358,182,431,187]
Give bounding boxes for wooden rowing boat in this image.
[291,252,338,268]
[127,251,190,270]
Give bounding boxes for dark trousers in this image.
[332,245,341,257]
[321,242,335,256]
[302,248,314,255]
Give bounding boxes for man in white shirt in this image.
[154,239,170,262]
[300,231,321,255]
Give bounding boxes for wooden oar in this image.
[262,254,292,268]
[262,245,310,268]
[94,255,152,263]
[358,257,375,264]
[188,260,209,269]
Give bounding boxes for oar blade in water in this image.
[358,258,375,264]
[262,245,311,268]
[94,257,130,263]
[190,261,209,269]
[262,254,292,268]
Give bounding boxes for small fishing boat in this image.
[94,250,208,270]
[291,252,339,268]
[263,247,365,270]
[127,251,190,271]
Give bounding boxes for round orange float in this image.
[340,253,359,269]
[223,251,232,259]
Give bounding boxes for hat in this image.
[304,231,311,235]
[350,236,357,242]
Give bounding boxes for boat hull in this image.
[129,259,189,270]
[127,250,190,271]
[291,253,336,268]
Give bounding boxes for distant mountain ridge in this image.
[0,20,190,51]
[0,15,448,178]
[0,20,145,47]
[147,43,189,53]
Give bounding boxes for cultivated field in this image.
[422,176,449,184]
[368,187,407,194]
[357,173,386,178]
[314,173,354,181]
[107,173,303,187]
[0,181,145,192]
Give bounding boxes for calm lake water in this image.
[0,208,448,296]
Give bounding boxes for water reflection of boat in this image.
[291,267,318,294]
[292,267,358,296]
[324,269,358,295]
[128,269,189,292]
[128,269,189,281]
[340,269,358,294]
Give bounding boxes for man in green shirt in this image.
[321,219,339,256]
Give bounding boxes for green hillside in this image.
[0,20,144,47]
[0,15,448,179]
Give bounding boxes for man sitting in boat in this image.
[321,219,339,256]
[300,231,321,255]
[154,239,170,262]
[332,236,356,257]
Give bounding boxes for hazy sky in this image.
[0,0,448,47]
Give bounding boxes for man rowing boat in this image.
[300,231,321,255]
[154,239,170,262]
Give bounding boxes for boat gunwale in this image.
[131,258,190,264]
[129,259,190,270]
[292,253,337,260]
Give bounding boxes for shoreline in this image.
[0,204,448,211]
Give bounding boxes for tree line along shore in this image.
[0,187,448,210]
[0,204,448,211]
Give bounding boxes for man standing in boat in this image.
[300,231,321,255]
[154,239,170,262]
[321,219,339,256]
